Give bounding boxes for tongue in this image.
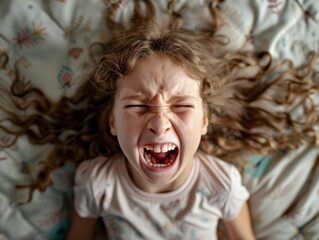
[151,152,170,161]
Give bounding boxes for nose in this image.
[147,112,171,136]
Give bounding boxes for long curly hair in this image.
[0,0,318,203]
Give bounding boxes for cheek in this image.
[115,111,144,138]
[178,110,205,130]
[114,114,140,157]
[173,111,205,146]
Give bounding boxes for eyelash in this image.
[172,105,194,108]
[125,105,148,108]
[125,105,194,109]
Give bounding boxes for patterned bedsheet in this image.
[0,0,318,239]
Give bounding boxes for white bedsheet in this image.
[0,0,318,239]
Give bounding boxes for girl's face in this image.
[109,55,208,193]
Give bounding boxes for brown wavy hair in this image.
[0,0,318,203]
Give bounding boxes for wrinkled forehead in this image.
[116,55,202,100]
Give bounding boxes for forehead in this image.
[117,55,201,99]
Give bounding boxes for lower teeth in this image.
[144,152,176,168]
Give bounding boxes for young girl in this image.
[1,0,318,239]
[67,49,255,240]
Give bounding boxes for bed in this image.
[0,0,318,239]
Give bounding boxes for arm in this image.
[67,206,99,240]
[223,202,255,240]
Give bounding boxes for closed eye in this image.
[125,105,148,108]
[172,105,195,108]
[171,104,195,112]
[124,105,149,111]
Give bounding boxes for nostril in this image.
[149,128,157,134]
[148,125,170,135]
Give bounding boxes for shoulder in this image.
[73,155,121,218]
[196,151,242,192]
[74,155,121,186]
[196,151,249,220]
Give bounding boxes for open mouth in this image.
[142,143,179,169]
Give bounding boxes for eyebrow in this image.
[120,94,198,103]
[120,94,147,102]
[169,95,198,103]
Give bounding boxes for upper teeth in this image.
[144,144,177,153]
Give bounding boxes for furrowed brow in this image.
[120,94,197,103]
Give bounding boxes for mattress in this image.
[0,0,318,239]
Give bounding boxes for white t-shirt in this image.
[74,151,249,240]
